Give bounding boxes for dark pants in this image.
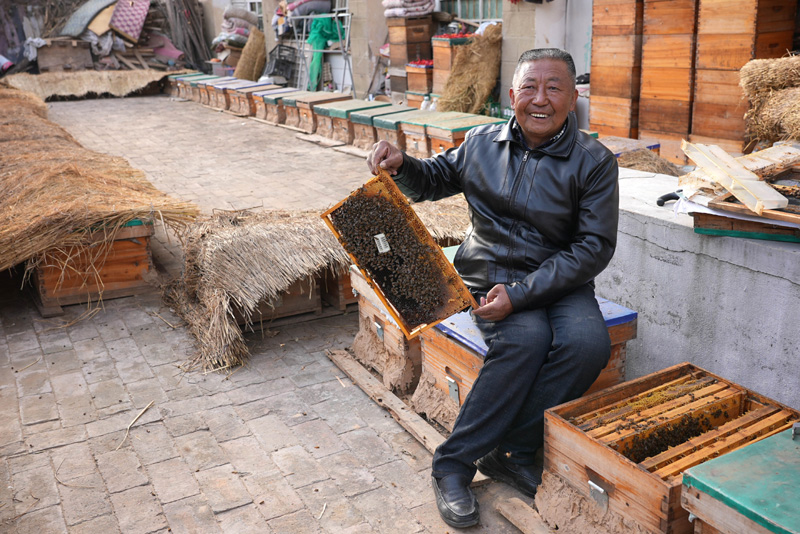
[431,283,611,479]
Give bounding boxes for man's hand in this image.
[367,140,404,176]
[471,284,513,322]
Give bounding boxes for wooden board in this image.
[589,66,642,99]
[592,0,644,36]
[590,95,639,139]
[233,279,321,325]
[640,67,694,101]
[639,130,689,165]
[591,34,643,67]
[638,99,692,133]
[692,212,800,241]
[643,0,698,35]
[406,67,433,93]
[495,498,554,534]
[690,101,747,139]
[88,4,116,35]
[388,21,433,45]
[37,39,93,72]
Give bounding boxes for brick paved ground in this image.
[0,95,524,533]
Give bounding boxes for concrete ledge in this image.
[596,168,800,410]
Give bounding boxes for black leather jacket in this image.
[393,112,619,312]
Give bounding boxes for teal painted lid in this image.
[373,109,440,130]
[314,100,391,119]
[195,76,235,87]
[281,91,317,107]
[430,114,507,133]
[169,72,203,80]
[683,428,800,534]
[350,104,412,126]
[403,111,472,127]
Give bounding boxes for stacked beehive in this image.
[690,0,797,154]
[637,0,698,164]
[388,16,434,96]
[589,0,644,138]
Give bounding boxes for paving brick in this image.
[104,337,140,362]
[218,436,280,478]
[225,378,294,405]
[257,390,317,428]
[80,357,118,385]
[203,405,250,443]
[109,485,168,534]
[162,411,208,438]
[319,451,381,498]
[173,430,226,472]
[351,487,425,534]
[162,495,222,534]
[25,425,87,452]
[66,513,120,534]
[58,472,111,526]
[19,393,59,426]
[340,428,397,469]
[11,464,60,515]
[354,401,405,436]
[159,391,229,418]
[247,414,296,453]
[292,419,346,459]
[96,318,131,344]
[67,322,101,344]
[89,378,129,410]
[85,403,161,438]
[129,422,178,465]
[216,504,275,534]
[267,509,325,534]
[96,449,148,494]
[88,429,133,457]
[387,431,433,473]
[146,457,200,504]
[372,460,430,509]
[289,361,343,389]
[231,397,273,421]
[16,368,52,397]
[297,478,366,532]
[194,463,252,513]
[271,445,329,489]
[114,357,155,384]
[49,442,96,482]
[7,451,49,475]
[6,331,40,354]
[14,504,68,534]
[45,349,83,376]
[307,394,367,435]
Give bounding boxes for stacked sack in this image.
[383,0,435,18]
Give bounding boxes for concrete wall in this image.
[596,170,800,411]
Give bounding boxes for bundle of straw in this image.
[5,70,191,101]
[437,23,503,114]
[740,55,800,143]
[0,84,198,279]
[617,149,682,177]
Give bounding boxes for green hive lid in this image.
[195,76,234,87]
[169,72,203,80]
[405,111,473,127]
[186,75,220,86]
[281,91,317,107]
[314,100,391,119]
[253,86,298,98]
[432,36,471,45]
[373,109,441,130]
[431,114,507,133]
[261,90,309,105]
[683,428,800,534]
[350,104,412,126]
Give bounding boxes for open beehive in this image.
[321,171,477,338]
[544,362,800,534]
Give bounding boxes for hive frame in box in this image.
[321,171,478,338]
[543,362,800,534]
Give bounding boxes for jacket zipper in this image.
[506,150,531,280]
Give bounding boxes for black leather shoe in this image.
[476,449,542,498]
[431,474,480,528]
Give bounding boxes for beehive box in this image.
[432,36,470,94]
[373,109,440,152]
[402,111,473,159]
[404,90,428,110]
[228,84,282,116]
[319,266,358,311]
[167,72,203,97]
[211,79,260,111]
[233,278,321,325]
[349,104,411,150]
[182,75,219,101]
[427,114,506,154]
[406,64,433,93]
[261,90,312,126]
[31,220,154,317]
[252,87,298,121]
[199,77,237,105]
[417,292,636,430]
[295,92,353,134]
[589,0,644,138]
[544,362,800,534]
[280,91,316,129]
[388,16,433,66]
[681,428,800,534]
[321,171,477,338]
[350,266,422,393]
[312,100,391,143]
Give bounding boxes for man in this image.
[367,48,619,528]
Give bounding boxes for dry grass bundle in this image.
[744,86,800,143]
[411,194,469,244]
[0,85,198,280]
[4,69,190,101]
[438,23,503,114]
[0,81,48,118]
[234,26,267,82]
[740,55,800,102]
[617,149,682,177]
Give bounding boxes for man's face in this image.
[509,58,578,148]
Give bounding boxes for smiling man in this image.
[367,48,619,528]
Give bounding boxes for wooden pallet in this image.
[544,362,800,534]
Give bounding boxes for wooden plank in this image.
[681,486,774,534]
[593,0,644,35]
[707,195,800,225]
[754,29,796,58]
[640,68,693,101]
[654,412,796,478]
[588,65,641,99]
[589,95,639,137]
[88,4,116,35]
[756,0,798,32]
[697,0,757,34]
[638,99,692,133]
[688,134,748,156]
[642,34,695,68]
[643,0,698,35]
[495,498,554,534]
[692,212,800,241]
[692,69,744,105]
[695,34,755,70]
[691,101,747,139]
[591,34,643,67]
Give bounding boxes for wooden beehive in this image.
[262,90,311,126]
[227,84,281,116]
[589,0,644,138]
[691,0,797,152]
[417,294,636,430]
[638,0,698,165]
[426,114,506,155]
[406,65,433,93]
[199,77,236,105]
[388,16,433,67]
[432,36,470,94]
[349,104,411,151]
[211,79,257,111]
[252,87,298,121]
[544,362,800,534]
[233,278,321,325]
[37,39,93,72]
[401,111,475,159]
[319,266,358,311]
[31,220,154,317]
[167,72,202,97]
[182,75,217,101]
[312,100,391,144]
[295,92,353,134]
[373,108,440,152]
[321,171,478,338]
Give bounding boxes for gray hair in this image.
[513,48,576,88]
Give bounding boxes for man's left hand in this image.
[472,284,513,322]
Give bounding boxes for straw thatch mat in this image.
[234,26,267,82]
[740,55,800,143]
[166,195,470,370]
[4,69,191,101]
[438,23,503,114]
[617,149,682,177]
[0,83,198,280]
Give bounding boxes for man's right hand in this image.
[367,140,404,176]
